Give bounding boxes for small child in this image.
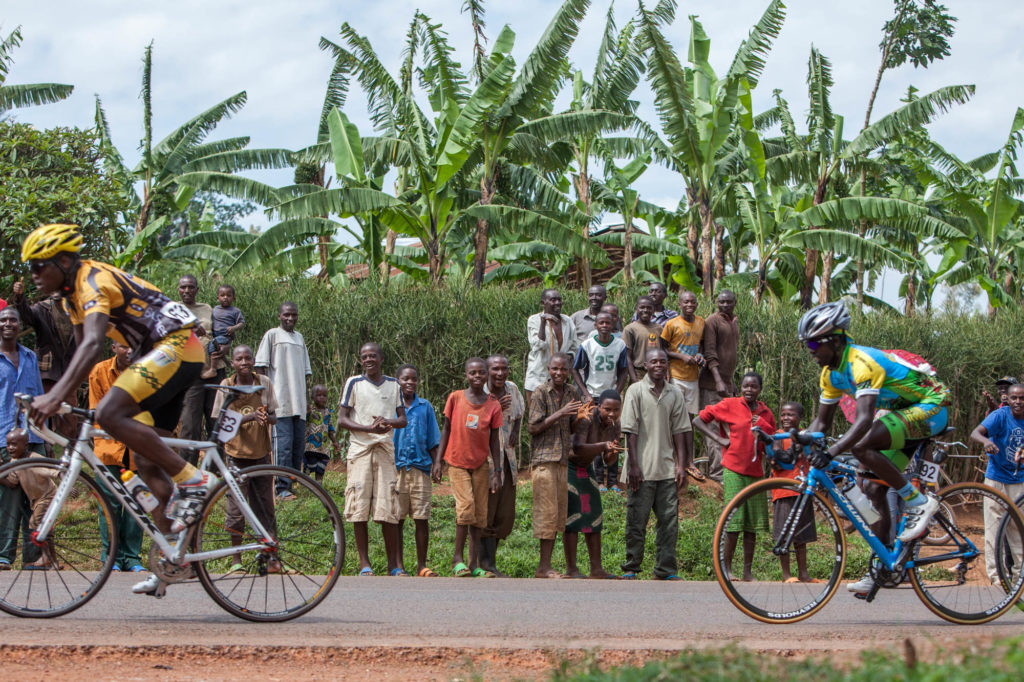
[2,429,58,569]
[392,364,441,577]
[573,311,627,492]
[566,390,623,579]
[769,402,818,583]
[622,296,662,382]
[210,345,280,573]
[211,284,245,345]
[305,384,340,482]
[694,371,776,581]
[436,357,503,578]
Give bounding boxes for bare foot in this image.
[589,569,620,580]
[534,569,564,579]
[564,568,585,579]
[742,574,754,582]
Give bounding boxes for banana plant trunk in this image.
[755,261,767,304]
[472,174,496,288]
[714,220,726,284]
[381,229,397,288]
[685,186,700,278]
[573,164,593,291]
[818,251,834,304]
[800,178,829,308]
[697,194,715,298]
[622,188,638,284]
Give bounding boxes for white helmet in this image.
[798,302,850,342]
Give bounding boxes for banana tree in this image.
[0,26,73,114]
[636,0,786,297]
[928,108,1024,313]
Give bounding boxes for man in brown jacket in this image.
[698,290,739,482]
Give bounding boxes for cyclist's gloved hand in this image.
[809,446,833,470]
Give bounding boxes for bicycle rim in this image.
[0,460,117,618]
[193,465,344,622]
[996,491,1024,610]
[909,482,1024,624]
[713,478,845,624]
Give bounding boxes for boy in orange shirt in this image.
[434,357,502,577]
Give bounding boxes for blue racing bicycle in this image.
[713,429,1024,624]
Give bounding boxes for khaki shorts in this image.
[396,468,432,521]
[344,445,399,524]
[531,461,568,539]
[673,378,700,414]
[449,465,489,528]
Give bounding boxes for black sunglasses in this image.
[28,260,53,274]
[804,336,836,351]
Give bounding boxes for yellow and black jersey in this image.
[64,260,196,359]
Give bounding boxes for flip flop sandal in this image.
[111,565,122,572]
[226,563,246,575]
[417,567,439,578]
[359,566,375,577]
[686,466,706,481]
[784,576,800,583]
[128,565,147,573]
[656,574,682,581]
[390,567,410,577]
[472,568,496,578]
[452,562,472,577]
[621,571,638,580]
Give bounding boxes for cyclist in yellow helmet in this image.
[21,224,218,596]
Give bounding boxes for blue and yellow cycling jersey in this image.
[819,344,950,409]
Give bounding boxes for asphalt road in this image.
[4,576,1023,651]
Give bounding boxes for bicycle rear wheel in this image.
[909,482,1024,624]
[193,465,344,622]
[0,459,117,618]
[713,478,845,624]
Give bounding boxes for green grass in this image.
[551,636,1024,681]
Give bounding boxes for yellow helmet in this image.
[21,224,83,262]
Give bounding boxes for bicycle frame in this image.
[771,432,980,576]
[16,394,275,567]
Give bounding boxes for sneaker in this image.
[897,493,940,543]
[132,574,162,595]
[846,574,874,594]
[167,472,219,533]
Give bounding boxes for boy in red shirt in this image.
[435,357,503,577]
[694,371,776,581]
[769,401,818,583]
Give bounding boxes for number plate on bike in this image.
[919,460,941,484]
[217,409,244,443]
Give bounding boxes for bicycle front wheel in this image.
[713,478,845,624]
[193,465,344,622]
[909,482,1024,624]
[0,459,117,618]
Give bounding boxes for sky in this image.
[4,0,1022,302]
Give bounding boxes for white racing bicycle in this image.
[0,386,344,622]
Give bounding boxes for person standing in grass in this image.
[337,342,406,577]
[435,357,503,578]
[210,345,281,574]
[619,348,690,580]
[481,354,525,577]
[622,296,662,383]
[528,352,587,579]
[304,384,339,482]
[573,311,627,491]
[571,284,608,344]
[599,304,623,337]
[698,289,740,482]
[254,301,312,500]
[525,289,578,407]
[392,364,441,578]
[661,289,706,481]
[566,389,623,579]
[769,401,818,583]
[89,341,145,572]
[694,371,775,582]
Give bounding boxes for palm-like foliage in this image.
[0,26,73,115]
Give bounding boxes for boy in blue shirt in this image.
[971,382,1024,584]
[304,384,339,482]
[392,364,441,577]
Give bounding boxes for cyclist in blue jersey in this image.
[799,303,946,569]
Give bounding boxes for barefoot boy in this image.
[392,364,441,577]
[566,390,623,579]
[338,343,406,576]
[435,358,502,577]
[527,352,587,578]
[210,345,280,573]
